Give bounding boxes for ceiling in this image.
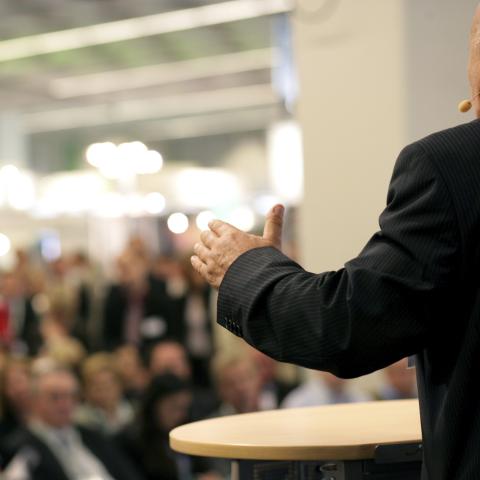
[0,0,292,173]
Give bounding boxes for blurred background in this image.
[0,0,301,271]
[0,1,476,478]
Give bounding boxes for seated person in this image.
[211,353,261,416]
[75,353,134,435]
[148,340,218,420]
[0,357,32,437]
[247,347,298,410]
[114,345,149,405]
[2,359,142,480]
[116,373,219,480]
[0,357,32,469]
[281,371,370,408]
[375,358,417,400]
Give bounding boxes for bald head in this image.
[471,4,480,41]
[468,4,480,116]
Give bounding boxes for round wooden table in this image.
[171,399,421,461]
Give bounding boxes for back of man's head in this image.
[469,6,480,87]
[148,340,191,381]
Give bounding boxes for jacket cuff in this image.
[216,246,296,339]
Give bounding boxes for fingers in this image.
[200,229,217,249]
[193,242,211,264]
[209,219,236,235]
[191,255,208,278]
[263,204,284,249]
[191,255,220,289]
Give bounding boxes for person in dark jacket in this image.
[103,250,178,352]
[116,374,219,480]
[2,359,143,480]
[191,5,480,479]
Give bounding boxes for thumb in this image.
[263,204,284,249]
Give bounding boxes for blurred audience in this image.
[38,306,86,370]
[374,358,417,400]
[0,271,41,355]
[0,236,417,478]
[177,259,214,389]
[149,339,192,380]
[281,371,370,408]
[148,340,218,420]
[0,357,32,437]
[247,347,298,410]
[65,251,97,349]
[116,373,219,480]
[75,353,134,435]
[152,255,187,299]
[103,250,177,352]
[211,352,261,416]
[2,359,142,480]
[208,353,262,479]
[114,344,149,404]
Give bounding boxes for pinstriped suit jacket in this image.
[217,119,480,480]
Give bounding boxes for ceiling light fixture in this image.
[0,0,292,62]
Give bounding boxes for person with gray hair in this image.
[192,4,480,479]
[2,359,143,480]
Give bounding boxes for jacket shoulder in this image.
[413,119,480,159]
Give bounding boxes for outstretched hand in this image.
[191,204,284,288]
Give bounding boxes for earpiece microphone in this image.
[458,92,480,113]
[458,99,473,113]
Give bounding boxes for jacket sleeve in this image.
[217,143,461,378]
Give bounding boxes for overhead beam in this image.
[49,48,277,98]
[0,0,293,63]
[24,84,279,133]
[140,107,278,141]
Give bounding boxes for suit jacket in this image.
[217,119,480,480]
[103,275,179,351]
[3,425,144,480]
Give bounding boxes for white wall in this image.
[405,0,478,141]
[294,0,407,271]
[294,0,478,273]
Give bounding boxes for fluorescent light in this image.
[0,0,293,63]
[8,174,35,211]
[25,84,277,133]
[50,48,276,99]
[85,142,117,168]
[85,141,163,178]
[0,165,36,212]
[175,168,241,209]
[135,150,163,175]
[36,171,105,217]
[94,193,126,218]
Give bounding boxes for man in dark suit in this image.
[103,250,177,352]
[191,5,480,479]
[1,360,143,480]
